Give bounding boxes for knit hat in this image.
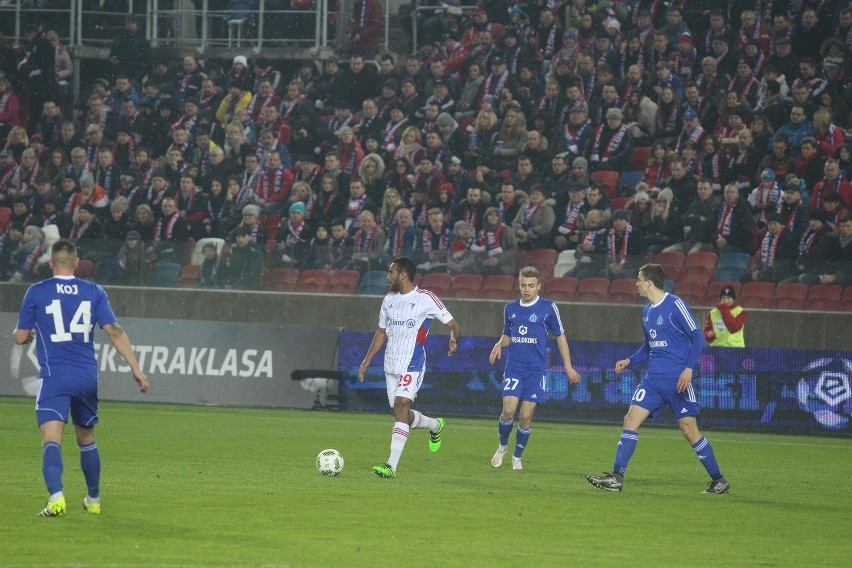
[767,213,785,224]
[633,191,650,203]
[657,187,674,203]
[573,156,588,169]
[242,204,261,217]
[613,209,630,220]
[606,108,623,120]
[289,202,306,215]
[126,230,142,240]
[719,285,736,299]
[761,168,775,182]
[79,175,95,188]
[436,112,454,128]
[233,55,248,66]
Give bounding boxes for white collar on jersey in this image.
[520,296,540,307]
[650,292,669,308]
[54,275,76,280]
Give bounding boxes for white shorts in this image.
[385,370,424,407]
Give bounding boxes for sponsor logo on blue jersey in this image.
[528,313,537,322]
[657,315,664,325]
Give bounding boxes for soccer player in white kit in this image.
[359,256,460,478]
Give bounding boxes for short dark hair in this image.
[393,256,417,281]
[639,263,666,289]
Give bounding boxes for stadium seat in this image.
[653,251,685,282]
[74,259,95,281]
[265,213,282,235]
[419,272,453,296]
[191,238,226,265]
[267,267,300,291]
[177,264,201,288]
[608,278,639,304]
[681,251,717,282]
[297,269,330,292]
[675,279,708,306]
[629,146,651,171]
[575,277,609,303]
[705,281,741,306]
[841,288,852,312]
[714,252,752,282]
[525,248,558,278]
[590,170,619,199]
[806,284,842,311]
[326,270,361,294]
[544,277,577,301]
[481,274,516,299]
[773,283,808,309]
[359,270,389,295]
[553,250,577,278]
[739,282,774,309]
[617,171,644,196]
[0,207,11,232]
[149,262,182,287]
[611,196,631,211]
[448,274,484,298]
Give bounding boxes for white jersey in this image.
[379,286,454,375]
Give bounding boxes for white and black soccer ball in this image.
[796,357,852,431]
[316,449,344,476]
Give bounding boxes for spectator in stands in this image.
[471,206,517,276]
[743,213,797,284]
[348,0,384,59]
[817,214,852,287]
[218,226,264,290]
[715,183,754,254]
[590,108,631,173]
[783,210,837,285]
[416,207,451,273]
[512,184,554,250]
[150,197,189,263]
[811,159,852,211]
[447,219,477,276]
[384,207,417,260]
[664,178,719,255]
[454,186,489,235]
[770,105,814,157]
[196,242,220,289]
[349,209,385,272]
[703,285,747,347]
[748,169,783,229]
[275,202,313,269]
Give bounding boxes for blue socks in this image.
[79,441,101,498]
[692,437,723,480]
[498,417,513,446]
[514,426,531,458]
[613,430,639,476]
[42,442,63,494]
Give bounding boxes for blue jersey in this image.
[502,296,565,374]
[16,276,117,380]
[628,293,703,379]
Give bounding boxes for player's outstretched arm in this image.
[104,322,149,393]
[615,359,631,374]
[556,334,581,384]
[489,335,511,365]
[359,327,388,382]
[446,319,460,356]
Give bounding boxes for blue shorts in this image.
[35,376,99,428]
[502,369,546,404]
[630,378,700,420]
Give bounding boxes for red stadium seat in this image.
[611,196,631,211]
[675,279,708,306]
[447,274,484,298]
[629,146,651,171]
[297,269,330,293]
[841,288,852,312]
[806,284,842,311]
[575,278,609,303]
[326,270,361,294]
[265,213,282,235]
[608,278,639,304]
[0,207,11,233]
[525,248,558,278]
[653,251,685,282]
[773,283,808,309]
[543,277,577,301]
[590,170,619,199]
[178,264,201,288]
[739,282,774,309]
[705,281,742,306]
[267,267,300,291]
[419,273,453,296]
[681,252,717,282]
[75,259,95,280]
[481,275,517,299]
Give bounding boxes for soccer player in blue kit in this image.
[587,263,730,494]
[489,266,581,470]
[13,239,149,517]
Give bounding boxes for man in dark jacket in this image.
[219,226,264,290]
[109,15,152,84]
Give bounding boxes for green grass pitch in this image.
[0,397,848,567]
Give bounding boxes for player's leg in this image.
[374,373,404,478]
[36,380,70,517]
[75,425,101,513]
[492,395,519,467]
[385,396,412,472]
[678,416,729,494]
[511,400,538,470]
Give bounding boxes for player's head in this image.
[50,238,79,273]
[637,264,665,296]
[518,266,542,302]
[389,256,416,292]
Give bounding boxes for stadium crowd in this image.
[0,2,851,294]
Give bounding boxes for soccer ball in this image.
[316,449,344,476]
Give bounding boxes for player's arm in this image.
[359,327,388,382]
[674,302,705,392]
[703,312,716,343]
[12,328,35,344]
[555,333,581,384]
[103,322,149,393]
[719,304,747,333]
[490,304,512,364]
[445,318,460,356]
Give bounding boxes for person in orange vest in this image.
[703,285,747,347]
